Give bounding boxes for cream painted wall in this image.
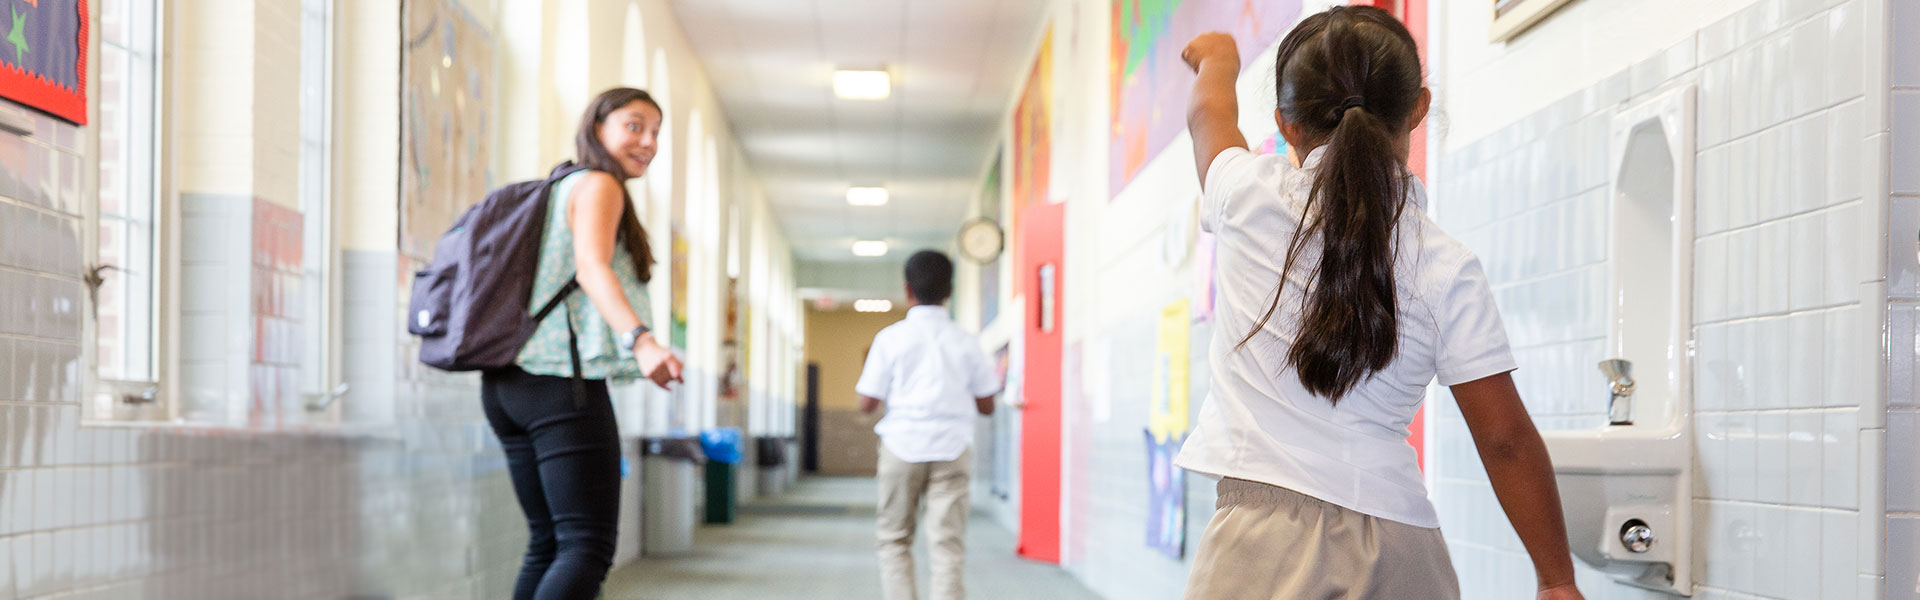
[252,0,302,209]
[171,1,254,196]
[339,0,400,252]
[166,0,307,207]
[802,306,902,476]
[802,307,904,412]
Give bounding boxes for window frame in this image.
[87,0,169,422]
[298,0,345,422]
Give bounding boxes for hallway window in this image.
[298,0,341,418]
[92,0,161,413]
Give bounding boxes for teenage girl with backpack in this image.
[482,87,684,600]
[1176,7,1583,599]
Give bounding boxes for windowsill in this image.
[77,418,408,443]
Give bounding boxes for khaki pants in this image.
[876,445,971,600]
[1183,478,1461,600]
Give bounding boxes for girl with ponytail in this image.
[1175,7,1581,599]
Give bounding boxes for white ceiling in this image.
[669,0,1048,283]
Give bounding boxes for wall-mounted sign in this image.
[1489,0,1575,42]
[0,0,89,124]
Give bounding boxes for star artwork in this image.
[7,5,28,63]
[0,0,90,124]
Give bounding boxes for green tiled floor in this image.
[603,477,1101,599]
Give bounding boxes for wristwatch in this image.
[618,324,651,352]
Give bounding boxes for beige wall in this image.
[803,306,904,475]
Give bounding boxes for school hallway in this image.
[602,477,1098,599]
[6,0,1920,597]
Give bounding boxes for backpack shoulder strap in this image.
[531,278,580,322]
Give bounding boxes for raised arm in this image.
[1182,32,1249,188]
[1449,373,1584,600]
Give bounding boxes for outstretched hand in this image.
[1181,32,1240,74]
[632,334,683,390]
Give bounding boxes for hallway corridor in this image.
[603,478,1100,599]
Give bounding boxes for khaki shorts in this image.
[1183,478,1461,600]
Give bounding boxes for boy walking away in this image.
[856,250,1000,600]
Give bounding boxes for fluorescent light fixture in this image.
[833,70,891,100]
[847,187,889,206]
[854,299,894,313]
[851,240,889,257]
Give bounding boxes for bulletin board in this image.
[0,0,88,124]
[400,0,495,261]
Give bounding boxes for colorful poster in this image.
[1111,0,1302,198]
[669,227,689,349]
[1011,25,1052,297]
[1146,299,1192,558]
[0,0,87,124]
[401,0,495,261]
[1013,26,1052,212]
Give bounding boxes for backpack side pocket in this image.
[407,265,457,337]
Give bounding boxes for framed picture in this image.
[0,0,90,124]
[1489,0,1575,42]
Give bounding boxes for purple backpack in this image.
[409,162,590,372]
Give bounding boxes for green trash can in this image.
[704,460,736,524]
[701,428,743,524]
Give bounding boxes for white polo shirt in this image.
[1174,147,1517,528]
[856,306,1001,463]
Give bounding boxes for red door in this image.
[1016,201,1064,563]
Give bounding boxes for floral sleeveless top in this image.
[514,170,651,382]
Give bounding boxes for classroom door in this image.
[1016,201,1064,563]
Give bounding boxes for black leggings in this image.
[481,366,621,600]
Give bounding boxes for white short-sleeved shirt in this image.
[1173,147,1517,528]
[856,306,1002,463]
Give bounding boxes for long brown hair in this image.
[1241,6,1423,402]
[574,87,659,283]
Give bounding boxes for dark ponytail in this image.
[575,87,659,283]
[1241,6,1423,403]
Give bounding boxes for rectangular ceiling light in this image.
[833,70,891,100]
[847,187,889,206]
[854,299,894,313]
[851,240,889,257]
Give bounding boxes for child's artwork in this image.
[670,227,689,349]
[1146,299,1192,558]
[1011,25,1052,297]
[0,0,87,124]
[1111,0,1303,199]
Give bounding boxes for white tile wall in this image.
[1432,0,1889,597]
[0,99,539,598]
[1057,254,1219,599]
